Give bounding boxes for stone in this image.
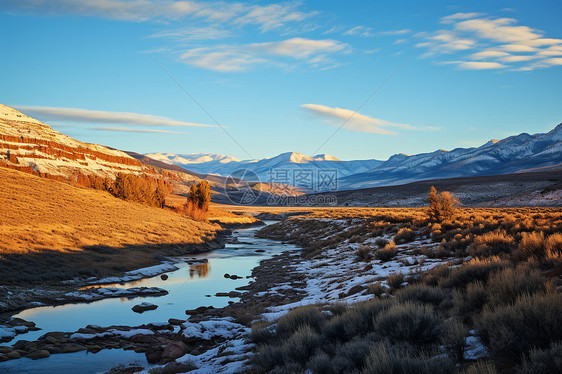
[27,349,50,359]
[168,318,184,325]
[145,348,163,364]
[185,306,214,315]
[160,341,189,363]
[88,345,102,353]
[5,351,20,359]
[0,354,9,362]
[160,274,169,281]
[132,302,158,313]
[0,346,12,354]
[61,344,86,353]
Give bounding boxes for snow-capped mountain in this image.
[339,123,562,189]
[150,123,562,191]
[146,151,383,189]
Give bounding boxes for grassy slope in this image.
[0,167,221,283]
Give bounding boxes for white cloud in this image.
[469,50,510,59]
[2,0,314,32]
[455,61,507,70]
[149,26,231,41]
[344,26,373,37]
[179,38,350,72]
[301,104,432,135]
[16,106,215,127]
[418,13,562,71]
[441,12,483,24]
[91,126,181,133]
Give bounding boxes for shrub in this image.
[463,361,497,374]
[517,231,546,260]
[374,302,441,345]
[477,293,562,361]
[427,186,460,223]
[395,284,446,306]
[362,342,454,374]
[322,299,392,342]
[375,237,389,248]
[440,318,468,361]
[486,265,545,306]
[439,257,508,289]
[183,181,211,221]
[375,241,398,261]
[546,233,562,259]
[356,245,372,262]
[452,280,488,322]
[394,227,416,244]
[387,272,405,290]
[468,230,515,258]
[517,341,562,374]
[276,305,327,339]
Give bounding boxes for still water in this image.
[1,223,294,373]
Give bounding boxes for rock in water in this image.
[132,302,158,313]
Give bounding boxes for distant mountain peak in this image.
[313,154,341,161]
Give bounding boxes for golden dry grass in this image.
[0,168,222,283]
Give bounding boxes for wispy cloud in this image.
[148,26,232,41]
[16,106,215,128]
[417,13,562,71]
[179,37,350,72]
[301,104,436,135]
[91,127,181,134]
[3,0,315,32]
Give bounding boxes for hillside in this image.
[304,169,562,207]
[0,104,145,179]
[0,167,222,284]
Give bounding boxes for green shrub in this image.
[374,302,441,345]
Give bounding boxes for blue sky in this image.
[1,0,561,161]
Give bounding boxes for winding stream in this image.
[0,222,296,373]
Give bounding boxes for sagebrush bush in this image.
[468,229,515,258]
[452,280,488,322]
[395,284,446,306]
[462,361,497,374]
[362,342,454,374]
[374,241,398,261]
[439,257,508,289]
[374,302,441,345]
[546,233,562,259]
[486,264,545,306]
[387,272,405,290]
[516,341,562,374]
[276,305,327,339]
[356,245,372,262]
[517,231,546,260]
[477,293,562,361]
[394,227,416,244]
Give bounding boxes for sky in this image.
[1,0,561,161]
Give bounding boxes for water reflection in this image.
[189,262,209,278]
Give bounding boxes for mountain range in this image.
[148,123,562,191]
